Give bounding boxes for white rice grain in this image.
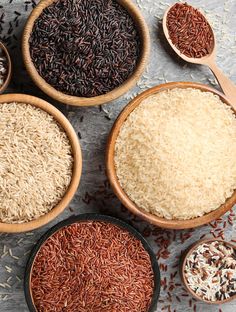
[115,88,236,220]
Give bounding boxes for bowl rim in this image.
[180,238,236,304]
[24,213,161,312]
[0,93,82,232]
[0,41,12,93]
[106,81,236,230]
[22,0,150,107]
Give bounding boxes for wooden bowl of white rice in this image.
[0,94,82,232]
[106,82,236,229]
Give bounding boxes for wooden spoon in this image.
[163,3,236,109]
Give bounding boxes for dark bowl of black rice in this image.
[22,0,150,106]
[24,213,160,312]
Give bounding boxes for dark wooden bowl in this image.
[24,214,161,311]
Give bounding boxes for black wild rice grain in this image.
[29,0,141,97]
[0,13,5,23]
[31,0,37,8]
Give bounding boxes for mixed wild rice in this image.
[0,47,8,88]
[184,241,236,302]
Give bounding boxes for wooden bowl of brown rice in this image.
[106,82,236,229]
[0,94,82,233]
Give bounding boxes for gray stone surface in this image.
[0,0,235,311]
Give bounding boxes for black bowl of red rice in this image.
[24,213,160,312]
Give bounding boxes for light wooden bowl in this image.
[106,81,236,230]
[0,42,12,93]
[180,238,236,304]
[22,0,150,107]
[0,94,82,233]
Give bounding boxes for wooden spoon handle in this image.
[208,62,236,110]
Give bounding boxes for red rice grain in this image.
[30,221,154,312]
[166,3,214,58]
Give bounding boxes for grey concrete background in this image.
[0,0,235,311]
